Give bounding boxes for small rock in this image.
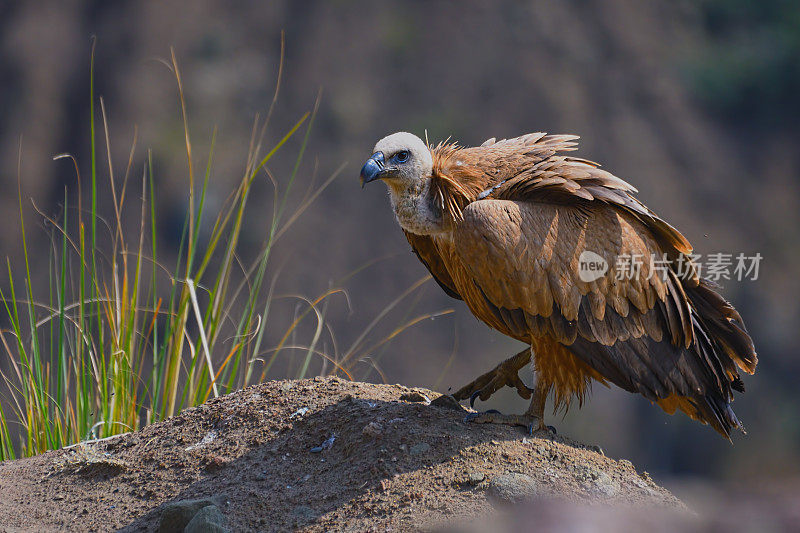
[583,471,620,498]
[466,471,485,485]
[57,445,129,477]
[203,455,228,472]
[409,443,431,456]
[488,473,540,504]
[619,459,634,469]
[158,498,218,532]
[430,394,464,411]
[588,445,605,455]
[184,505,228,533]
[289,407,309,419]
[310,435,336,453]
[400,391,430,403]
[185,431,217,452]
[291,505,318,521]
[362,422,384,439]
[574,465,602,482]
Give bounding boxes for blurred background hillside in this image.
[1,0,799,494]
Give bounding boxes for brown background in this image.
[1,0,798,490]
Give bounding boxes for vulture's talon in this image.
[454,348,533,406]
[528,424,557,437]
[469,390,480,408]
[464,409,503,423]
[463,410,545,433]
[514,377,535,400]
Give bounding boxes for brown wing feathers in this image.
[430,134,694,257]
[409,133,757,437]
[403,231,462,300]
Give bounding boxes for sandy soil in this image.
[0,378,684,531]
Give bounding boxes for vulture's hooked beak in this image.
[360,151,386,188]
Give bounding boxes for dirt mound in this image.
[0,378,682,531]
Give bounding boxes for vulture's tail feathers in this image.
[684,279,757,438]
[687,279,757,376]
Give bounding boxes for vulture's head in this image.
[360,132,433,193]
[361,131,447,235]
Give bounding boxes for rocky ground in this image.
[0,378,697,531]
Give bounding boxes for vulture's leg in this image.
[451,347,533,405]
[463,378,550,435]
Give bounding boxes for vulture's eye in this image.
[395,150,409,163]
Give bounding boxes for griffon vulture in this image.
[360,131,757,438]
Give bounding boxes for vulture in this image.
[360,131,757,438]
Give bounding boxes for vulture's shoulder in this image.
[434,133,582,191]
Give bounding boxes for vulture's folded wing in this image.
[452,199,755,437]
[404,230,462,300]
[432,133,694,263]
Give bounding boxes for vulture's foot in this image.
[452,348,533,406]
[463,410,552,436]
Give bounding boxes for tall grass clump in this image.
[0,42,355,460]
[0,40,455,461]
